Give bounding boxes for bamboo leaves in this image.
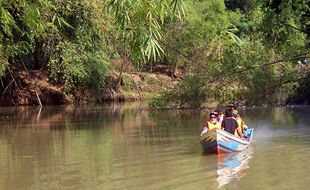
[0,6,18,37]
[52,15,72,29]
[145,37,164,61]
[227,24,243,46]
[0,0,70,58]
[105,0,185,63]
[171,0,186,19]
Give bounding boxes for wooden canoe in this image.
[199,128,254,154]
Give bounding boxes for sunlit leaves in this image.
[145,37,164,61]
[151,0,309,108]
[0,43,8,77]
[227,24,243,46]
[0,6,18,37]
[171,0,186,19]
[105,0,185,63]
[0,0,67,60]
[52,15,72,29]
[47,1,111,91]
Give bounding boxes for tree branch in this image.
[210,52,309,83]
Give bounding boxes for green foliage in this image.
[121,74,136,91]
[149,90,175,109]
[163,0,243,71]
[49,41,110,92]
[150,74,208,108]
[0,0,57,75]
[151,0,309,108]
[0,0,58,58]
[0,0,309,105]
[288,73,310,104]
[0,0,111,91]
[105,0,185,64]
[49,22,110,91]
[49,42,81,90]
[45,1,111,92]
[261,0,308,53]
[0,43,8,77]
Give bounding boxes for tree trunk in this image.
[116,61,125,87]
[117,46,127,86]
[150,59,153,73]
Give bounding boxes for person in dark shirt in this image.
[221,109,244,138]
[228,103,238,115]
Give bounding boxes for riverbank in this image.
[0,68,179,106]
[1,64,309,107]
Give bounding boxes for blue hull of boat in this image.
[200,128,254,154]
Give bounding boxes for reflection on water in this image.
[216,147,253,188]
[200,147,253,189]
[0,104,309,190]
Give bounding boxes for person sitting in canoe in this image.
[221,109,245,138]
[228,103,238,114]
[200,112,221,136]
[227,103,248,134]
[233,112,248,138]
[213,108,224,124]
[227,103,238,113]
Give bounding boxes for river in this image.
[0,104,309,190]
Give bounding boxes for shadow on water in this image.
[201,147,253,189]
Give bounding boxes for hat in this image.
[209,112,217,118]
[228,103,237,109]
[214,108,221,114]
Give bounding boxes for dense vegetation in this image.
[0,0,309,107]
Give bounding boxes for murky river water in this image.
[0,104,309,190]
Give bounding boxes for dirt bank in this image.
[0,69,178,106]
